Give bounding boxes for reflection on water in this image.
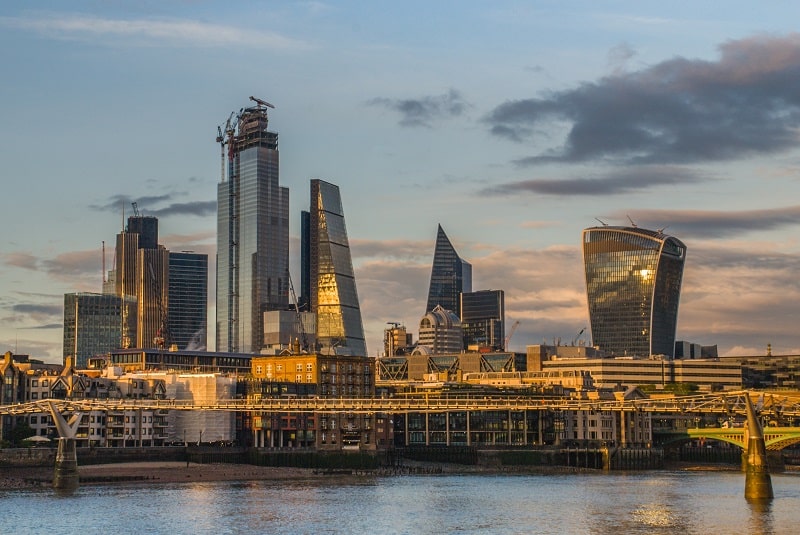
[3,471,800,535]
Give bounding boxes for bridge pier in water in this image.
[48,401,83,491]
[743,393,773,501]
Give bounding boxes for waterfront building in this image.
[425,225,472,317]
[377,349,523,383]
[108,348,253,374]
[248,353,376,449]
[383,323,413,358]
[306,179,367,356]
[62,292,136,368]
[168,251,208,351]
[582,225,686,357]
[417,305,464,355]
[216,99,290,353]
[460,290,505,351]
[537,353,742,390]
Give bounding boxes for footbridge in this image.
[2,389,800,417]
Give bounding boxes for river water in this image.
[3,471,800,534]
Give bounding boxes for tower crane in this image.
[216,111,236,183]
[571,327,586,346]
[504,320,520,350]
[288,273,309,353]
[249,95,275,109]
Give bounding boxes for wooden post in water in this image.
[48,401,83,491]
[743,393,773,501]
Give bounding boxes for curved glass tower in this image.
[582,226,686,357]
[425,225,472,317]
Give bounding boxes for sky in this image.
[2,1,800,363]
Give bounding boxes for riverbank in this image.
[1,462,318,490]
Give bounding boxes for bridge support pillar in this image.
[53,437,79,491]
[743,393,773,501]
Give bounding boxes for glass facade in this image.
[168,252,208,350]
[217,104,289,352]
[582,226,686,357]
[425,225,472,317]
[461,290,505,350]
[63,293,136,368]
[309,179,367,356]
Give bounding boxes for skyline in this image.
[2,2,800,362]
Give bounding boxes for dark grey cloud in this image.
[147,201,216,218]
[485,33,800,164]
[621,205,800,239]
[12,304,62,316]
[482,165,705,196]
[90,193,215,218]
[368,89,469,127]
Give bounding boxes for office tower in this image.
[115,215,169,349]
[582,225,686,358]
[418,305,463,354]
[461,289,505,351]
[216,98,290,352]
[425,224,472,317]
[63,293,135,368]
[299,210,311,311]
[308,179,367,356]
[168,252,208,350]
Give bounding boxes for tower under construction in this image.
[216,97,290,353]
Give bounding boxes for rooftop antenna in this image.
[626,214,638,227]
[657,226,668,234]
[102,241,106,284]
[595,217,608,226]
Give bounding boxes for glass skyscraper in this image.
[63,293,135,368]
[425,225,472,317]
[461,289,505,351]
[582,225,686,358]
[308,179,367,356]
[168,252,208,350]
[216,100,289,352]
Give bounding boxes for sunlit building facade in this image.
[216,100,290,352]
[582,226,686,357]
[425,225,472,317]
[308,179,367,356]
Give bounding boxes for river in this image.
[3,471,800,534]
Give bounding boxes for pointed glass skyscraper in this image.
[216,99,289,352]
[425,224,472,317]
[308,179,366,356]
[582,225,686,358]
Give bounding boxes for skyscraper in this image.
[425,224,472,317]
[461,289,505,351]
[307,179,366,356]
[63,293,136,368]
[168,252,208,350]
[216,98,290,352]
[114,215,169,349]
[582,225,686,358]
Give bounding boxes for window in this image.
[296,363,303,372]
[306,373,313,382]
[295,374,302,382]
[256,365,263,374]
[276,365,283,372]
[306,363,313,372]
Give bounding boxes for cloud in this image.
[12,304,62,317]
[0,14,311,50]
[619,205,800,239]
[89,194,215,218]
[482,165,706,196]
[2,252,39,271]
[41,250,102,281]
[367,89,470,127]
[484,33,800,164]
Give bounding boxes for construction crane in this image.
[249,95,275,109]
[504,320,520,350]
[131,202,140,217]
[571,327,586,346]
[288,273,309,353]
[216,111,236,183]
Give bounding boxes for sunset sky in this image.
[2,1,800,362]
